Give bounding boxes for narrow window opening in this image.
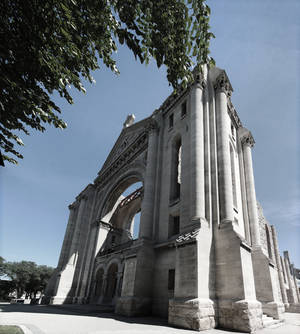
[169,215,180,237]
[170,138,182,202]
[168,269,175,291]
[181,101,187,118]
[169,114,174,129]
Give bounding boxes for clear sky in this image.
[1,0,299,268]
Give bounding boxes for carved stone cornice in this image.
[145,119,159,134]
[241,131,255,148]
[214,72,233,97]
[227,99,242,128]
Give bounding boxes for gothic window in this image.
[168,269,175,291]
[181,100,187,118]
[170,138,182,202]
[230,144,237,209]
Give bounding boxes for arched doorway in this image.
[104,263,118,304]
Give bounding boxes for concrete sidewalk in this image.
[0,303,299,334]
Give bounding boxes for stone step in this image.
[262,315,284,329]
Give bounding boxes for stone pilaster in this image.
[68,195,87,266]
[139,120,159,239]
[213,74,263,332]
[240,129,260,247]
[215,72,234,224]
[271,226,289,307]
[190,73,206,224]
[57,203,77,270]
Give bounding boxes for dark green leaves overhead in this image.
[0,0,214,164]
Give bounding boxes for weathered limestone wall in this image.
[152,247,176,317]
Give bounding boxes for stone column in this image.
[215,72,234,224]
[241,131,260,247]
[57,203,77,269]
[271,226,289,307]
[139,119,158,239]
[190,74,206,223]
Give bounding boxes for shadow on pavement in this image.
[0,303,170,328]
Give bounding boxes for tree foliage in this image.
[0,0,214,164]
[1,259,54,298]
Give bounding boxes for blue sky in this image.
[1,0,299,268]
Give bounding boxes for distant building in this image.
[44,66,300,332]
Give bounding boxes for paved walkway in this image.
[0,303,299,334]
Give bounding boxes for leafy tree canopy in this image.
[0,0,214,164]
[1,260,54,298]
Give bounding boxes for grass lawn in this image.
[0,325,24,334]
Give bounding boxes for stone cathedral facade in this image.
[44,66,300,332]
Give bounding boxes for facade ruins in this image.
[44,66,300,332]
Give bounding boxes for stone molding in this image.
[95,132,148,187]
[214,72,233,97]
[227,99,242,128]
[241,131,255,147]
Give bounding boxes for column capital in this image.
[241,132,255,148]
[193,72,206,90]
[214,72,233,97]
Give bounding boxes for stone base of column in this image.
[49,296,74,305]
[262,301,284,319]
[218,299,263,333]
[115,296,151,316]
[286,303,300,313]
[168,298,215,331]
